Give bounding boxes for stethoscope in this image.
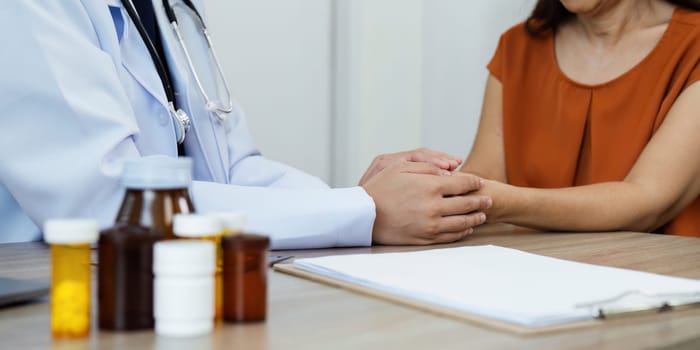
[122,0,233,144]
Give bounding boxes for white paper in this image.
[294,245,700,327]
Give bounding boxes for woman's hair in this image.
[525,0,700,35]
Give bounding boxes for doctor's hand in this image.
[359,148,462,186]
[362,161,492,245]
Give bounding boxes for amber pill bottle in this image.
[45,219,99,339]
[222,234,270,322]
[98,156,195,331]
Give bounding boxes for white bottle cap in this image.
[153,240,215,277]
[206,211,247,232]
[43,219,99,244]
[122,156,192,189]
[173,214,222,238]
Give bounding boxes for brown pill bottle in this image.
[98,156,195,330]
[222,234,270,322]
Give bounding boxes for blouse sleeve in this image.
[487,34,506,81]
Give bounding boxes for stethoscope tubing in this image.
[164,0,234,120]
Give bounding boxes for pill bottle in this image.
[153,240,215,337]
[98,225,160,330]
[222,234,270,322]
[207,211,247,236]
[44,219,99,339]
[115,156,195,239]
[173,214,223,319]
[98,156,194,330]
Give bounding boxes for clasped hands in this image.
[360,148,492,245]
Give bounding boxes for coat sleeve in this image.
[192,182,375,249]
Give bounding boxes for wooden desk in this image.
[1,226,699,349]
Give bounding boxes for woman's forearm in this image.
[484,180,665,232]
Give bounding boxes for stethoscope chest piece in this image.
[169,103,190,144]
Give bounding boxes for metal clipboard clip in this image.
[574,290,700,319]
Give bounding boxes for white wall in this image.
[205,0,333,182]
[333,0,424,187]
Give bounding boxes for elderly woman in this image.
[461,0,700,235]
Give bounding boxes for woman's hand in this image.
[460,176,510,224]
[359,148,462,185]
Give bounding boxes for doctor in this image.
[0,0,491,248]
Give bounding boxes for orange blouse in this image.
[487,7,700,236]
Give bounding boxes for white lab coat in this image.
[0,0,375,249]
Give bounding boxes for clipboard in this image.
[273,246,700,335]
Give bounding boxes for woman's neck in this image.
[574,0,674,46]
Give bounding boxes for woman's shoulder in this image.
[500,22,528,40]
[499,22,537,44]
[488,21,553,81]
[493,21,551,65]
[496,21,551,52]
